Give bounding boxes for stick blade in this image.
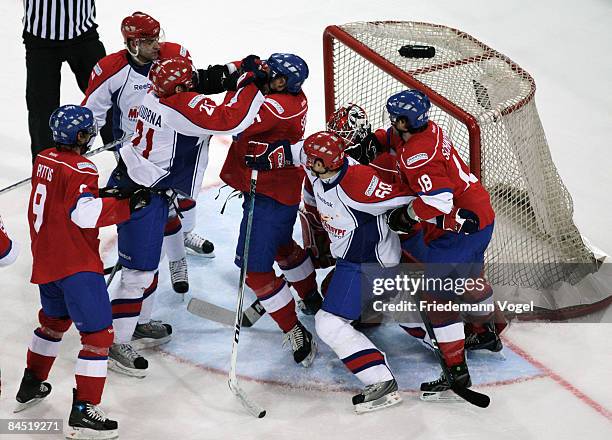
[229,379,266,418]
[451,384,490,408]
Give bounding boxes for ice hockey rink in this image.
[1,0,611,438]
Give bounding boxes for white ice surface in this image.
[0,1,611,439]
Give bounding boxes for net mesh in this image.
[327,21,597,289]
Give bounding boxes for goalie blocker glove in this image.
[245,140,294,171]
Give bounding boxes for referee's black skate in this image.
[284,321,317,367]
[14,369,52,413]
[420,361,472,402]
[352,378,402,414]
[66,389,118,440]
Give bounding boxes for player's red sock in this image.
[247,271,298,333]
[75,327,113,404]
[26,310,72,381]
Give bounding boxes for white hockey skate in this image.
[353,379,402,414]
[184,232,215,258]
[108,343,148,378]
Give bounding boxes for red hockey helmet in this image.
[326,104,370,147]
[303,131,346,171]
[149,57,194,98]
[121,12,161,42]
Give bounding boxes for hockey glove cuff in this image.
[387,203,419,234]
[245,140,294,171]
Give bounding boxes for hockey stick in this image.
[187,297,265,327]
[228,169,266,418]
[105,262,122,288]
[0,136,127,195]
[417,293,490,408]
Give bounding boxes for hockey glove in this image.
[436,207,480,234]
[237,55,268,90]
[387,204,419,234]
[245,140,294,171]
[99,186,133,200]
[345,132,381,165]
[193,64,230,94]
[129,188,152,213]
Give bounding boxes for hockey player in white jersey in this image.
[106,56,266,376]
[247,130,413,412]
[82,11,223,296]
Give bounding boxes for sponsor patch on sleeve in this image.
[265,98,285,115]
[93,63,102,76]
[365,175,380,197]
[404,152,429,166]
[77,162,98,173]
[188,94,206,109]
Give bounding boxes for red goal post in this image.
[322,22,611,318]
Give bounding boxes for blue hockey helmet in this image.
[386,90,431,130]
[266,53,309,93]
[49,105,97,146]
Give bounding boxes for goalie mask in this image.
[326,104,371,147]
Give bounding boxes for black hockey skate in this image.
[352,378,402,414]
[169,257,189,294]
[66,389,118,440]
[14,369,52,413]
[283,321,317,367]
[420,362,472,402]
[132,319,173,350]
[465,322,503,352]
[297,289,323,315]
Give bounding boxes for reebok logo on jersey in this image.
[365,175,380,196]
[404,152,429,166]
[77,162,98,172]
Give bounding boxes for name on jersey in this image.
[36,163,54,182]
[138,105,162,128]
[441,133,452,160]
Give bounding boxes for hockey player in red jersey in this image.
[105,56,266,376]
[384,90,500,400]
[16,105,151,439]
[222,53,321,367]
[0,215,19,267]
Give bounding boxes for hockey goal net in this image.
[323,22,610,315]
